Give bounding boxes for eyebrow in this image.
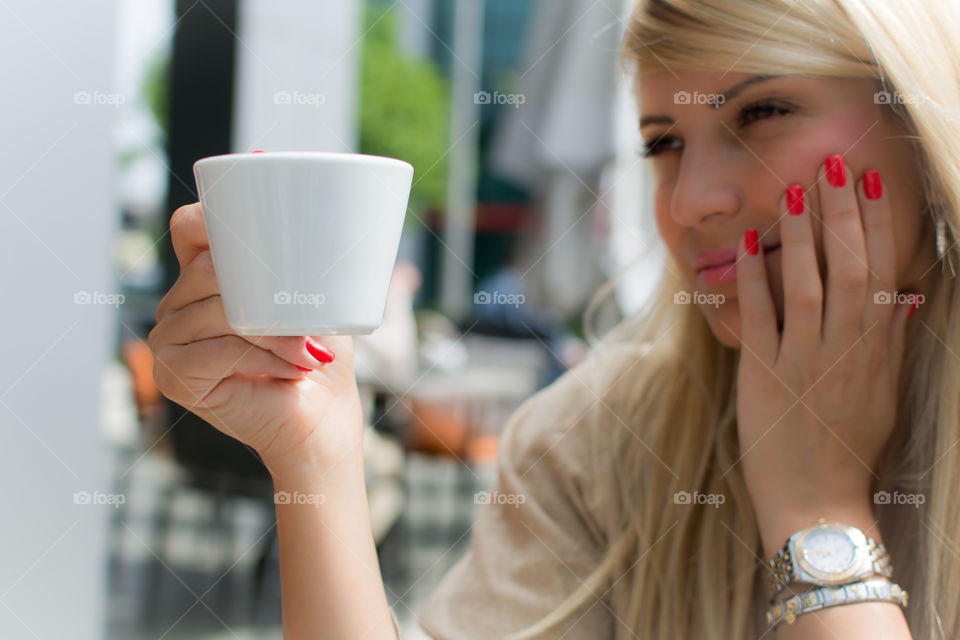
[638,74,787,129]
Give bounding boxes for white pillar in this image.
[440,0,484,322]
[605,0,663,317]
[0,2,116,637]
[232,0,363,153]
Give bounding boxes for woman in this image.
[148,0,960,637]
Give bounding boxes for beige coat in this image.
[414,350,770,639]
[416,351,626,639]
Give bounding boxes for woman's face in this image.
[637,70,935,348]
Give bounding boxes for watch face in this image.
[796,526,859,581]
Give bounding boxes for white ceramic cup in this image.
[193,151,413,336]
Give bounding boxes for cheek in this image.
[761,112,869,185]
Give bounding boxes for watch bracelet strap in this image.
[765,577,909,631]
[765,535,893,602]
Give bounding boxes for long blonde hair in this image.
[505,0,960,638]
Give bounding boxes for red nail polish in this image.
[305,338,335,364]
[745,228,759,255]
[864,170,883,200]
[787,184,804,216]
[296,365,313,372]
[908,300,919,318]
[826,155,846,187]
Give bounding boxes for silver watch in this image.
[766,519,892,601]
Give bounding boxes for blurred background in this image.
[0,0,665,637]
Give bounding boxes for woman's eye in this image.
[639,100,794,158]
[737,100,793,126]
[639,136,680,158]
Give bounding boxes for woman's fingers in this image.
[857,170,897,333]
[779,183,823,356]
[169,202,210,270]
[152,298,332,371]
[153,334,305,408]
[817,155,870,351]
[735,227,778,365]
[156,248,219,322]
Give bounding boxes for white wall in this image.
[0,1,116,638]
[605,67,665,317]
[232,0,363,153]
[604,0,664,317]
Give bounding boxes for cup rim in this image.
[193,151,413,173]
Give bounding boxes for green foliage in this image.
[142,46,170,142]
[359,4,451,221]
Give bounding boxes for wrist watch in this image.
[766,518,893,601]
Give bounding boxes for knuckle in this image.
[147,324,161,353]
[155,288,173,323]
[834,266,868,293]
[740,270,768,287]
[190,294,228,332]
[791,287,822,312]
[198,337,240,378]
[860,208,890,231]
[830,205,860,222]
[222,333,247,356]
[191,333,226,360]
[202,292,225,314]
[151,350,175,397]
[780,234,808,250]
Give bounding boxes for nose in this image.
[669,144,742,227]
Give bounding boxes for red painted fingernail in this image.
[251,149,265,153]
[908,300,919,318]
[745,228,759,255]
[864,170,883,200]
[787,184,804,216]
[296,365,313,372]
[826,154,846,187]
[305,338,335,364]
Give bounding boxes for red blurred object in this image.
[121,339,164,425]
[405,397,499,465]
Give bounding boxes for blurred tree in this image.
[142,46,170,142]
[360,3,451,223]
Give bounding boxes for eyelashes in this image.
[639,100,795,158]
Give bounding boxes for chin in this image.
[698,294,786,349]
[698,301,742,349]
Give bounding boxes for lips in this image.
[693,242,781,271]
[695,242,781,287]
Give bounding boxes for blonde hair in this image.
[505,0,960,638]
